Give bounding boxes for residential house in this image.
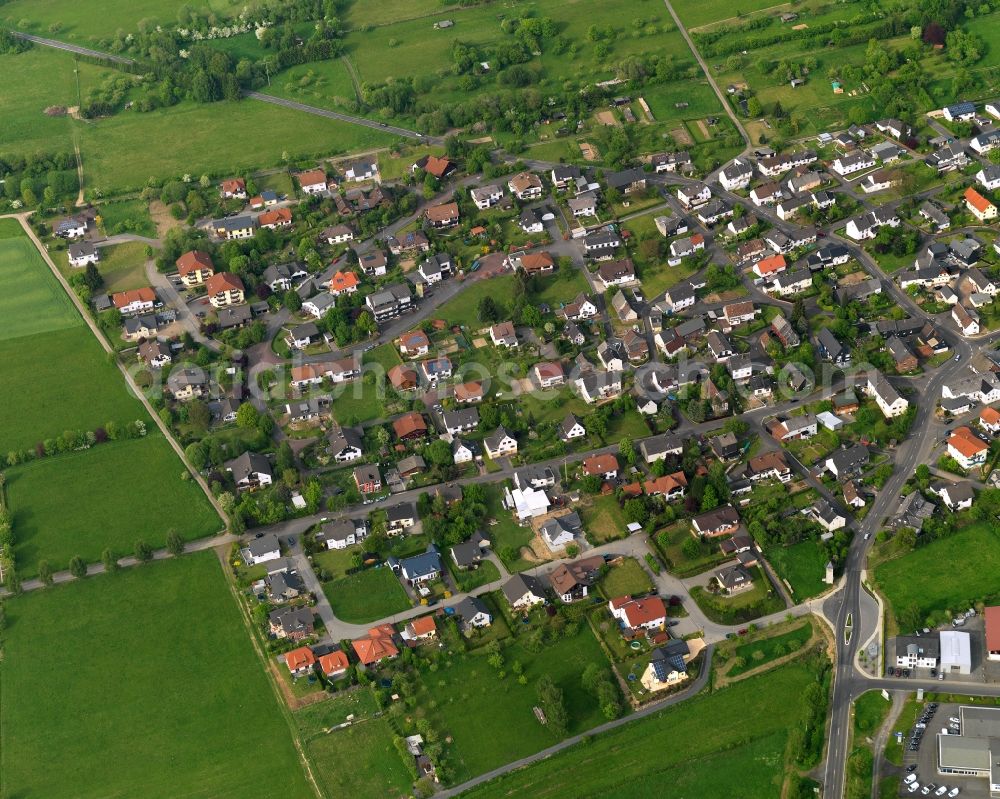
[966,187,998,222]
[112,287,156,316]
[867,372,908,418]
[425,201,460,228]
[420,356,452,384]
[715,565,753,595]
[640,433,684,463]
[366,283,412,321]
[817,328,850,366]
[938,481,975,511]
[452,595,493,630]
[68,241,99,267]
[609,595,667,631]
[953,303,981,336]
[219,177,247,199]
[584,229,623,257]
[562,292,598,320]
[453,380,484,403]
[205,272,245,308]
[490,321,518,347]
[226,451,273,491]
[483,426,518,459]
[534,361,565,388]
[677,183,712,209]
[568,195,598,218]
[359,249,388,277]
[948,426,989,469]
[176,250,214,286]
[825,444,869,478]
[418,253,453,284]
[211,216,256,240]
[166,368,208,401]
[722,301,758,328]
[508,172,543,200]
[470,184,504,209]
[393,412,427,442]
[502,573,547,610]
[691,506,740,537]
[245,534,281,565]
[832,150,876,175]
[719,158,754,190]
[345,159,378,182]
[593,259,635,290]
[296,169,327,195]
[269,607,315,641]
[352,625,399,666]
[642,471,688,501]
[353,464,382,494]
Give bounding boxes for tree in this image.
[746,97,762,117]
[101,548,118,573]
[619,437,636,466]
[477,295,501,323]
[276,441,295,473]
[535,675,569,737]
[69,556,87,578]
[623,498,649,525]
[284,290,302,312]
[38,559,53,585]
[166,530,185,556]
[134,539,153,562]
[236,402,260,429]
[188,400,211,434]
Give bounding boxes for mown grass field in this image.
[768,539,829,600]
[0,223,149,450]
[0,552,314,799]
[0,46,398,192]
[726,618,814,676]
[459,659,819,799]
[0,47,115,158]
[0,225,80,340]
[97,199,157,238]
[875,522,1000,628]
[323,565,412,623]
[7,434,222,575]
[78,98,399,192]
[89,240,151,292]
[672,0,797,28]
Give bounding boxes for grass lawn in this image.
[451,559,501,592]
[312,544,359,580]
[654,522,730,578]
[363,340,403,373]
[90,240,151,293]
[690,567,786,625]
[0,47,114,159]
[767,539,829,600]
[7,434,222,575]
[0,552,313,799]
[0,225,150,451]
[531,268,591,308]
[329,376,387,425]
[78,98,399,193]
[295,693,413,799]
[580,494,630,544]
[323,565,411,624]
[459,659,820,799]
[726,619,814,677]
[854,690,891,740]
[874,521,1000,630]
[96,199,157,238]
[435,274,516,331]
[265,58,359,111]
[598,557,654,598]
[415,624,615,783]
[0,230,81,341]
[484,484,540,572]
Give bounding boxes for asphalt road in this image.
[12,31,136,64]
[246,92,433,142]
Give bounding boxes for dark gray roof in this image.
[247,533,280,558]
[226,451,272,482]
[501,573,546,604]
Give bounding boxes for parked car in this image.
[908,783,920,794]
[935,787,948,796]
[948,788,960,797]
[905,774,918,784]
[907,765,918,773]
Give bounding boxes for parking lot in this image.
[900,702,987,798]
[889,616,994,686]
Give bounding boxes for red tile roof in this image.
[409,615,436,636]
[206,272,244,295]
[582,453,619,476]
[111,287,155,308]
[284,646,316,672]
[329,270,359,293]
[259,207,292,226]
[986,606,1000,655]
[297,169,327,187]
[965,187,995,214]
[176,250,213,277]
[318,650,350,675]
[949,426,988,457]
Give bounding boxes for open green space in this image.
[90,240,151,293]
[655,522,731,578]
[263,58,359,111]
[415,623,615,783]
[725,618,814,677]
[484,484,538,572]
[0,552,313,799]
[97,199,157,238]
[598,556,654,598]
[1,0,240,42]
[0,231,81,341]
[672,0,795,28]
[436,274,516,331]
[458,659,822,799]
[0,47,115,158]
[854,690,891,739]
[295,693,413,799]
[874,521,1000,630]
[323,565,412,624]
[690,566,786,624]
[580,494,630,545]
[7,434,222,575]
[767,539,829,600]
[329,376,387,425]
[78,98,399,193]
